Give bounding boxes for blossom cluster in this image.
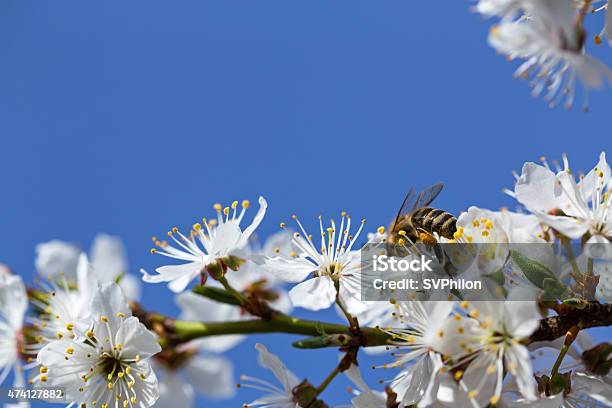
[473,0,612,110]
[0,152,611,407]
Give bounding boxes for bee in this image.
[388,182,457,247]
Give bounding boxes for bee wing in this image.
[414,182,444,210]
[391,187,416,231]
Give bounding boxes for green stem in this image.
[334,281,357,329]
[173,313,390,346]
[586,257,594,276]
[550,325,580,377]
[316,364,342,395]
[217,276,248,305]
[562,239,583,280]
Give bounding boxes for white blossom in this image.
[513,371,612,407]
[35,240,80,280]
[35,234,141,300]
[474,0,523,20]
[142,197,268,293]
[450,300,540,406]
[511,153,612,257]
[342,364,386,408]
[36,283,161,408]
[264,213,366,312]
[154,351,234,407]
[487,0,612,109]
[381,301,457,407]
[0,270,28,387]
[31,254,98,344]
[239,343,300,408]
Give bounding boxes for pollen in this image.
[40,375,48,382]
[481,230,489,237]
[469,309,480,318]
[460,301,469,309]
[66,347,74,354]
[437,330,444,338]
[66,323,74,331]
[377,226,385,234]
[472,219,480,228]
[87,330,95,338]
[116,312,126,318]
[487,365,496,374]
[214,203,222,212]
[398,230,406,236]
[223,207,230,215]
[468,390,478,399]
[242,200,250,208]
[150,248,157,254]
[108,382,113,390]
[231,201,238,209]
[490,395,500,405]
[279,222,286,228]
[454,370,463,381]
[101,316,109,323]
[40,366,48,374]
[193,223,202,231]
[595,35,603,45]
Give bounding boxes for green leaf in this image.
[192,285,242,306]
[511,250,561,289]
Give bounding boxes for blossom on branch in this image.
[142,197,267,293]
[264,213,366,312]
[36,283,161,408]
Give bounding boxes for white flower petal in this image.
[156,372,195,408]
[90,233,128,282]
[35,240,80,279]
[237,196,268,248]
[183,355,235,399]
[264,256,317,283]
[255,343,300,392]
[115,316,161,360]
[288,276,336,311]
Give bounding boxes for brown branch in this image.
[130,300,611,348]
[529,302,612,343]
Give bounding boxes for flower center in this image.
[100,353,123,378]
[318,262,343,279]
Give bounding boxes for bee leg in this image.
[417,229,438,246]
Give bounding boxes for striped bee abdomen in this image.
[411,207,457,239]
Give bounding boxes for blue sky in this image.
[1,1,611,407]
